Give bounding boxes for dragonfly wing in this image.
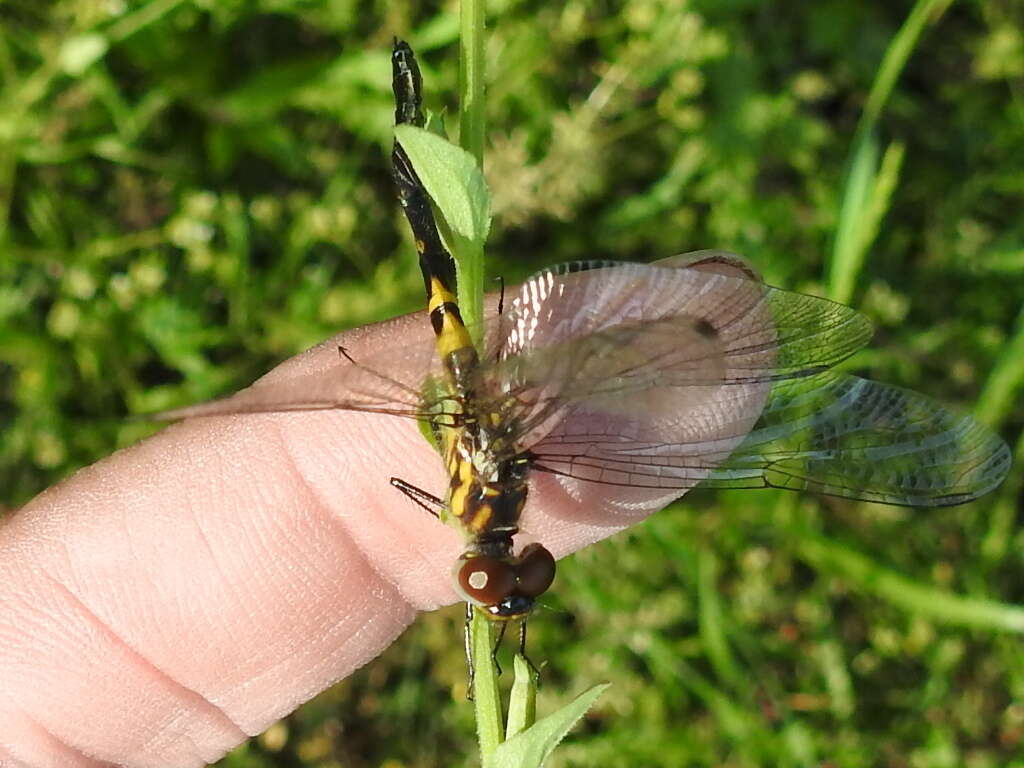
[703,372,1011,505]
[480,255,780,511]
[487,255,870,452]
[489,253,1006,507]
[498,257,872,383]
[152,315,449,422]
[529,371,1010,506]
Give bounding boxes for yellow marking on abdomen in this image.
[427,277,472,359]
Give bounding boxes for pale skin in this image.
[0,310,673,768]
[1,255,767,768]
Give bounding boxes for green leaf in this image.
[394,124,491,246]
[505,654,538,740]
[484,683,609,768]
[858,140,905,252]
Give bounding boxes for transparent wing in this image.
[707,372,1011,504]
[481,257,870,451]
[498,258,871,384]
[528,370,1011,506]
[152,316,454,423]
[485,255,1008,506]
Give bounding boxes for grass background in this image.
[1,0,1023,765]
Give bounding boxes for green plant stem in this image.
[459,0,486,167]
[456,0,486,339]
[471,608,504,760]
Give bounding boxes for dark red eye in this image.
[515,544,556,598]
[454,554,516,606]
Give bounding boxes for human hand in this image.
[0,309,669,768]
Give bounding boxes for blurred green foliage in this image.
[1,0,1023,766]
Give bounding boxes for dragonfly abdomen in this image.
[426,276,477,374]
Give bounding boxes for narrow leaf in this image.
[829,130,878,304]
[829,137,905,305]
[485,683,609,768]
[974,306,1024,429]
[505,654,538,740]
[828,0,954,302]
[857,140,905,255]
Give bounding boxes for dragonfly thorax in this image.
[446,429,529,538]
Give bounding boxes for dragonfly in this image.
[157,40,1011,680]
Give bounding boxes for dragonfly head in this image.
[454,543,556,619]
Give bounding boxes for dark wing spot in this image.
[694,318,718,339]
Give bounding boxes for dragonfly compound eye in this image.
[515,543,556,598]
[454,554,517,606]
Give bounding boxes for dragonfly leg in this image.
[464,602,475,701]
[518,620,542,687]
[491,621,508,678]
[491,275,510,363]
[495,275,505,316]
[389,477,443,519]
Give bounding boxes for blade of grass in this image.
[105,0,191,44]
[857,140,904,249]
[830,130,879,304]
[967,308,1023,566]
[860,0,955,131]
[981,428,1024,566]
[830,137,906,304]
[828,0,955,303]
[794,533,1024,633]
